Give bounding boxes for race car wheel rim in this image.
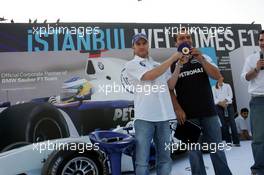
[33,117,63,142]
[62,156,99,175]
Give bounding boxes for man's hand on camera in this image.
[191,48,204,62]
[171,52,183,62]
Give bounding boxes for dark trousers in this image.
[250,97,264,174]
[216,104,240,144]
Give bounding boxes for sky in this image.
[0,0,263,27]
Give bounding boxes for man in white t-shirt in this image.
[241,30,264,175]
[235,108,252,140]
[124,33,182,175]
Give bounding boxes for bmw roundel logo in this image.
[98,62,104,70]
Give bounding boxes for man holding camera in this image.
[241,30,264,175]
[170,28,232,175]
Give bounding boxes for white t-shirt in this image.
[241,52,264,95]
[124,55,176,122]
[212,83,233,105]
[235,115,252,136]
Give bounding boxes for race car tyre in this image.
[41,143,108,175]
[0,102,70,151]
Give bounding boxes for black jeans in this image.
[216,104,240,144]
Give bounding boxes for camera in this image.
[178,42,191,55]
[177,43,192,64]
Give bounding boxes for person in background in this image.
[212,76,240,146]
[235,108,252,140]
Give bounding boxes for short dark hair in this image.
[240,108,249,113]
[173,27,189,43]
[259,30,264,39]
